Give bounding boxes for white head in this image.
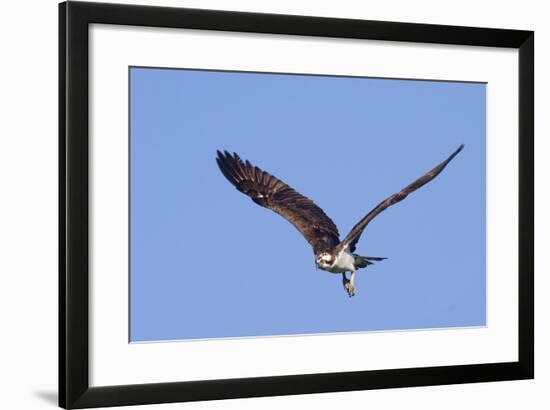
[316,252,335,269]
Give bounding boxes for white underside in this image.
[325,250,356,273]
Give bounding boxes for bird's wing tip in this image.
[448,144,465,161]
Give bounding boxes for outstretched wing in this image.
[216,151,340,254]
[337,144,464,253]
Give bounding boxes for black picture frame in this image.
[59,1,534,408]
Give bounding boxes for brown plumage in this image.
[216,144,464,259]
[336,143,465,253]
[216,150,340,254]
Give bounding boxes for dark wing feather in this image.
[216,151,340,254]
[337,144,464,253]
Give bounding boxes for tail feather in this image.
[354,255,387,268]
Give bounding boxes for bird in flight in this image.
[216,144,464,297]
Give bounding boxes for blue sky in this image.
[129,67,486,342]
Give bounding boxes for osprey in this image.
[216,144,464,297]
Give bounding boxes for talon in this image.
[344,282,356,297]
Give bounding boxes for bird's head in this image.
[316,252,335,269]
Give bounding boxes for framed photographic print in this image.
[59,1,534,408]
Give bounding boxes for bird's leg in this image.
[342,273,349,289]
[343,270,356,297]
